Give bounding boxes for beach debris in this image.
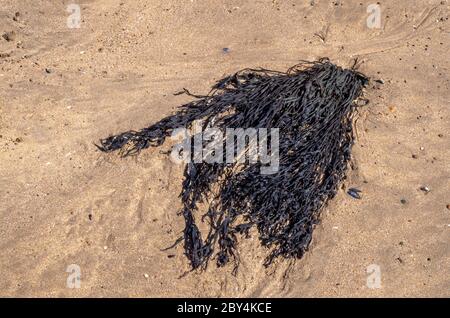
[12,12,20,22]
[2,31,15,42]
[97,58,368,272]
[400,199,407,204]
[314,25,330,43]
[347,188,362,199]
[0,52,11,59]
[420,186,430,193]
[314,31,326,43]
[388,105,396,113]
[222,47,230,53]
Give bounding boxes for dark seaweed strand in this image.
[98,58,368,272]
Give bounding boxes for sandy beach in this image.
[0,0,449,297]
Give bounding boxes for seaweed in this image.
[97,58,368,273]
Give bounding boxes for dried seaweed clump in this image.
[98,58,368,273]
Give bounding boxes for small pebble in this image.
[103,246,108,250]
[446,204,450,210]
[144,273,149,278]
[347,188,362,199]
[419,186,430,193]
[222,47,230,53]
[400,199,407,204]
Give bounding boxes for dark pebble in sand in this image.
[222,47,230,53]
[347,188,362,199]
[400,199,407,204]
